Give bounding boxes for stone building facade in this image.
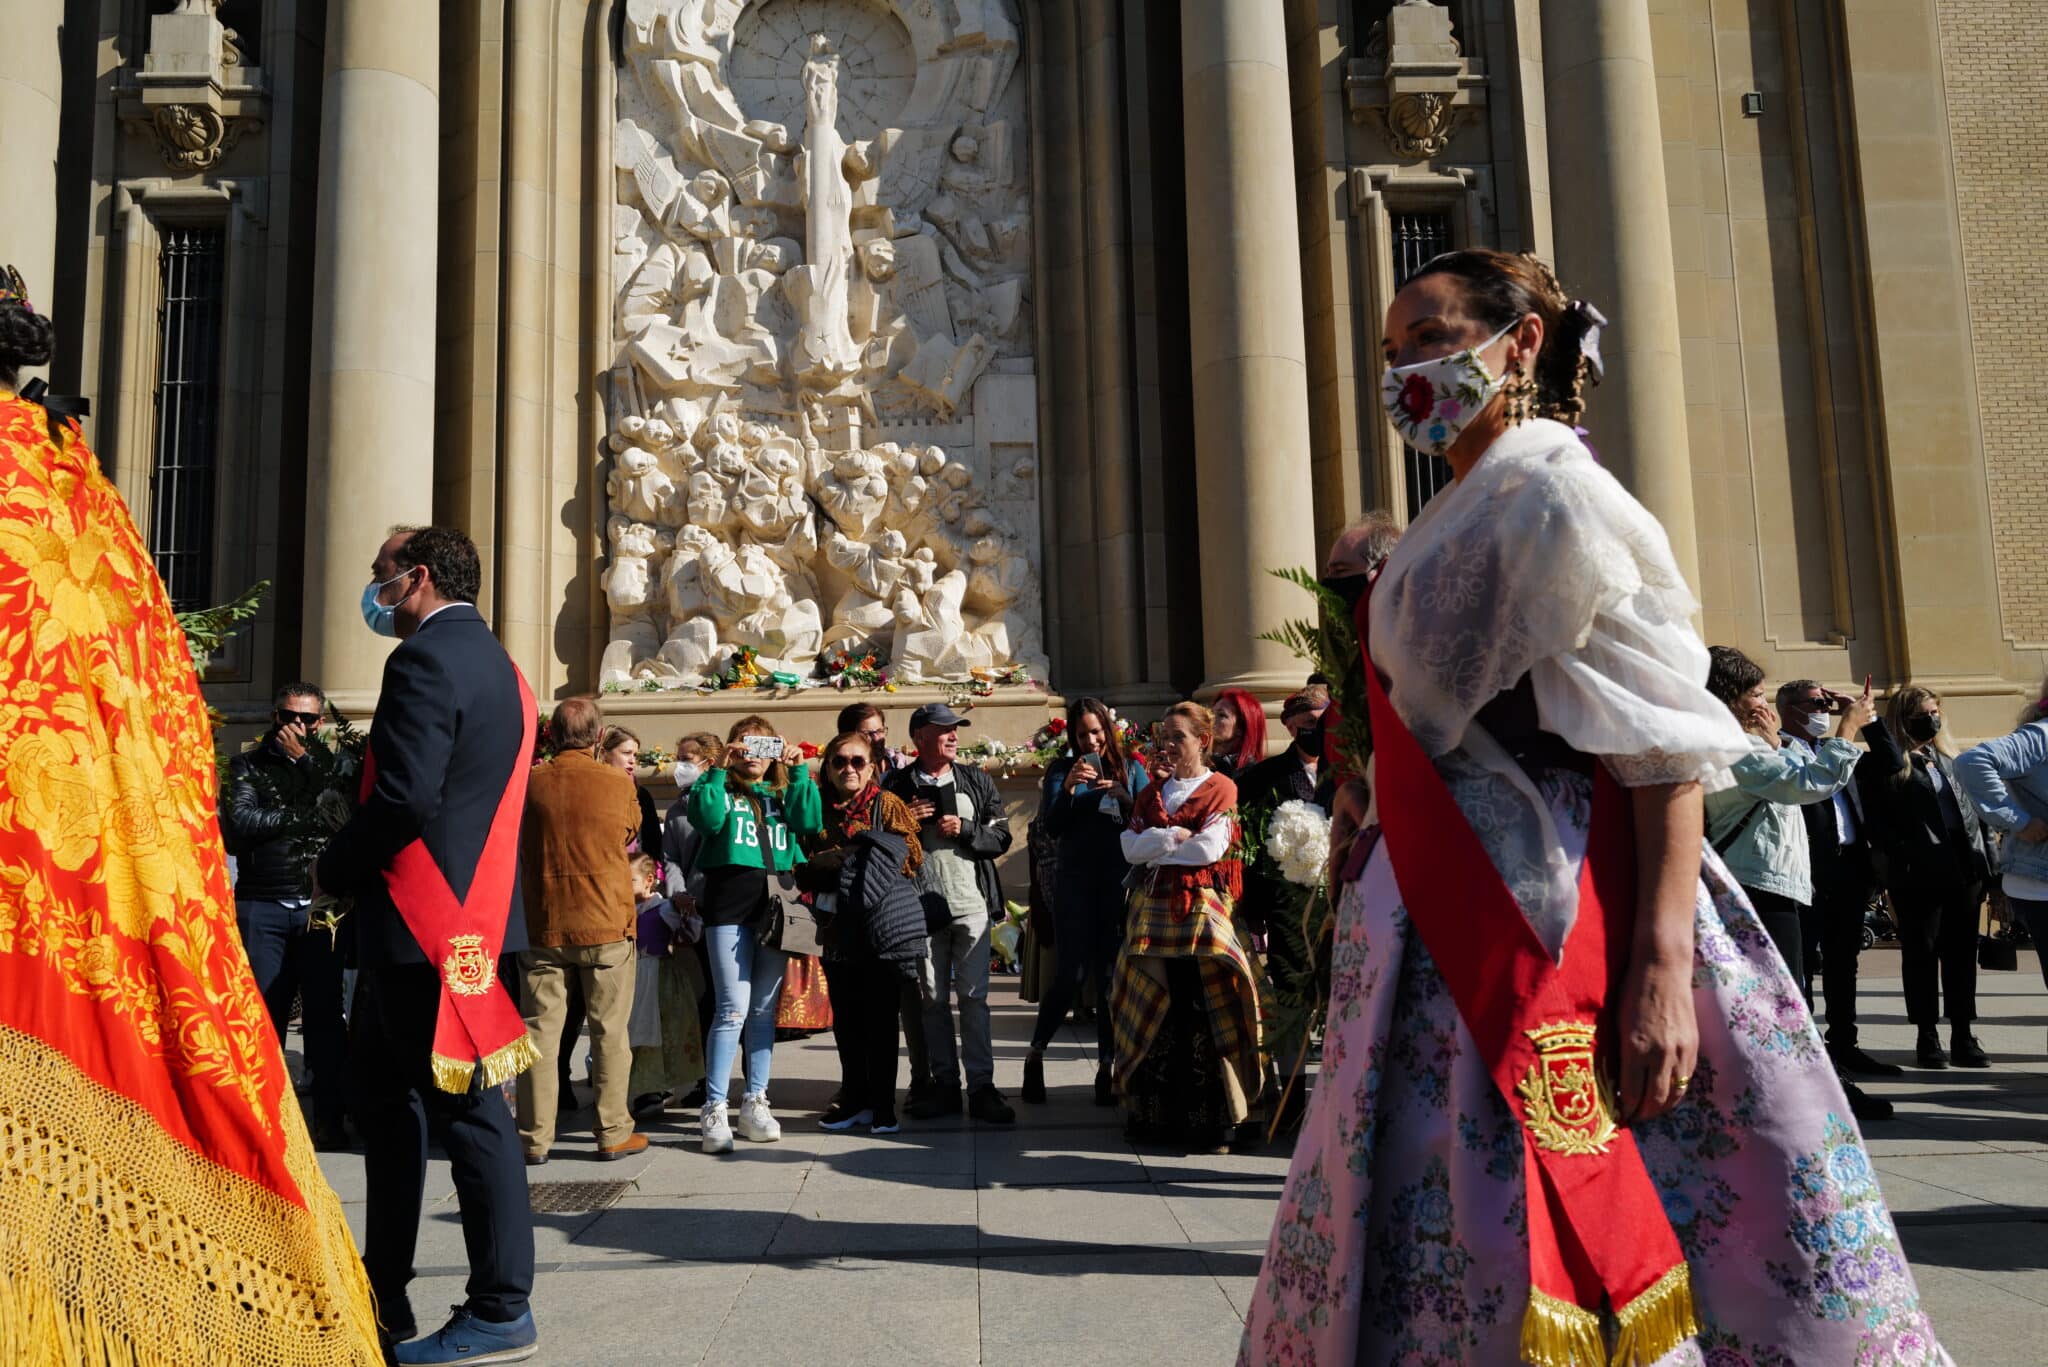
[5,0,2043,741]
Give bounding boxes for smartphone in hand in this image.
[742,734,786,761]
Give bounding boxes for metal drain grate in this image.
[527,1180,633,1214]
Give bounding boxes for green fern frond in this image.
[178,580,271,668]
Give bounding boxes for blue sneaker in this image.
[393,1307,538,1365]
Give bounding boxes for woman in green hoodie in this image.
[687,715,823,1152]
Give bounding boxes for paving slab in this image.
[978,1250,1248,1367]
[310,980,2048,1364]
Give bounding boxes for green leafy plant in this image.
[177,579,271,670]
[1256,566,1371,776]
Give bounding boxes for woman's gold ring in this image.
[1674,1075,1691,1093]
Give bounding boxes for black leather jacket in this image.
[220,737,321,901]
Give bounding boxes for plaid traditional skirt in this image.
[1111,886,1264,1127]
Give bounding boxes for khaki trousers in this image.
[516,939,636,1153]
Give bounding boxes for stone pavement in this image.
[309,952,2048,1366]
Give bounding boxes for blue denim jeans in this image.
[704,923,787,1105]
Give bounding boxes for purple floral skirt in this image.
[1239,780,1949,1366]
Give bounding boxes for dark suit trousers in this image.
[349,964,535,1336]
[1802,842,1873,1047]
[1894,875,1981,1027]
[236,898,348,1129]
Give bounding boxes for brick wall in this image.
[1938,0,2048,645]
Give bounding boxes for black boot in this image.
[1950,1028,1990,1068]
[1021,1051,1047,1103]
[1094,1065,1115,1107]
[1915,1024,1948,1068]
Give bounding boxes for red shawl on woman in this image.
[1129,771,1243,915]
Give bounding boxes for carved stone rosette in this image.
[149,104,245,170]
[1383,91,1457,160]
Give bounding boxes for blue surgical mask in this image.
[360,571,413,638]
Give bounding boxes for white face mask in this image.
[1800,712,1829,740]
[672,761,703,790]
[1381,321,1517,459]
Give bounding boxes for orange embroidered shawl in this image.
[0,394,379,1364]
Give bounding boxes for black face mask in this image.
[1294,718,1326,757]
[1322,572,1371,611]
[1905,712,1943,743]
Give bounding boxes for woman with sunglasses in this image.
[799,732,926,1131]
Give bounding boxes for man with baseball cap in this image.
[884,703,1016,1123]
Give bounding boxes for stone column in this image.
[0,2,63,334]
[1181,0,1321,699]
[1540,1,1701,591]
[302,2,439,702]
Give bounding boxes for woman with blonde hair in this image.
[1860,685,1997,1067]
[686,716,822,1151]
[1957,678,2048,992]
[1112,701,1261,1153]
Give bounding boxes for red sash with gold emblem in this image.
[358,668,540,1094]
[1363,625,1696,1365]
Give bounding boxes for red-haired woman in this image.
[1112,702,1262,1152]
[1021,697,1150,1106]
[1209,687,1266,779]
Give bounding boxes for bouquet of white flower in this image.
[1265,799,1332,888]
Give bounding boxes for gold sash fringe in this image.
[0,1024,382,1366]
[431,1031,540,1095]
[1612,1264,1699,1366]
[1519,1263,1700,1367]
[1520,1287,1606,1367]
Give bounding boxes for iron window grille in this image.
[149,225,226,613]
[1390,209,1456,517]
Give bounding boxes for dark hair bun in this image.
[0,303,55,371]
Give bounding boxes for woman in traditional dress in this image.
[1241,249,1949,1365]
[1111,702,1262,1153]
[0,268,381,1362]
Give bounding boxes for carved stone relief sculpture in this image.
[604,0,1044,689]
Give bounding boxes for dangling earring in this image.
[1502,365,1536,426]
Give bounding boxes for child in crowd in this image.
[627,852,708,1117]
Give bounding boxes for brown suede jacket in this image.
[520,750,640,946]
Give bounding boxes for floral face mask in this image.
[1381,321,1517,459]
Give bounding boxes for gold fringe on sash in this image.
[431,1032,540,1095]
[1520,1287,1606,1367]
[1611,1264,1699,1367]
[0,1025,383,1366]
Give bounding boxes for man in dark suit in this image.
[316,526,539,1366]
[1777,682,1899,1083]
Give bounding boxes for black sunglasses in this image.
[829,755,871,770]
[277,710,323,728]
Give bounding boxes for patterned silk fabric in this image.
[0,394,379,1365]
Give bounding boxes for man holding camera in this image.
[1779,680,1901,1084]
[221,681,351,1150]
[885,703,1016,1124]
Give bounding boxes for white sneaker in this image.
[736,1093,781,1143]
[700,1101,734,1154]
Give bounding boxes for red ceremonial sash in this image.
[358,667,540,1094]
[1363,624,1697,1365]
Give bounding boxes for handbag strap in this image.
[1712,796,1768,856]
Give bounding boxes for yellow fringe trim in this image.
[0,1023,383,1365]
[1521,1287,1606,1367]
[1612,1264,1699,1367]
[431,1032,540,1095]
